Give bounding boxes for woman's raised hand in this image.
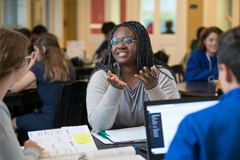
[135,65,159,90]
[107,70,127,90]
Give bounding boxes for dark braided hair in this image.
[90,21,177,83]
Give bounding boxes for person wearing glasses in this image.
[0,28,43,159]
[11,33,76,135]
[87,21,179,132]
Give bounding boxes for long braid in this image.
[90,21,177,84]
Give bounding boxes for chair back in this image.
[170,64,185,83]
[53,80,88,128]
[154,50,169,64]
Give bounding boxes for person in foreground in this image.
[87,21,179,133]
[184,27,223,82]
[11,33,76,132]
[167,26,240,160]
[0,28,43,159]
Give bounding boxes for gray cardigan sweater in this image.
[87,63,179,132]
[0,100,40,160]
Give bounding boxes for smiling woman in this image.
[87,21,179,133]
[184,27,223,82]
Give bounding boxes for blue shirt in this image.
[184,49,218,82]
[166,87,240,160]
[95,40,108,57]
[30,61,76,114]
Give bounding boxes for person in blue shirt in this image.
[11,33,76,132]
[167,26,240,160]
[184,27,223,82]
[93,22,115,60]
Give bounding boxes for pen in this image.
[97,132,115,143]
[25,56,32,59]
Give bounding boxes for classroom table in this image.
[93,136,149,159]
[4,87,41,107]
[74,63,96,80]
[178,81,218,98]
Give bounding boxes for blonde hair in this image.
[0,28,28,81]
[34,33,72,82]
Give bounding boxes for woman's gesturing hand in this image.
[135,65,159,90]
[107,70,127,90]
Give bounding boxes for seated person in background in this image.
[167,26,240,160]
[184,27,223,82]
[87,21,179,133]
[32,25,47,41]
[93,22,115,59]
[11,33,76,132]
[30,25,48,53]
[163,20,174,34]
[0,28,43,159]
[181,27,206,66]
[17,28,32,54]
[190,26,206,52]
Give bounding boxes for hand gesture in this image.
[107,70,127,90]
[135,65,159,90]
[24,140,44,153]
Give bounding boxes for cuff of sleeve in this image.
[145,85,166,100]
[23,148,40,159]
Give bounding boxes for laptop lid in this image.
[143,97,219,160]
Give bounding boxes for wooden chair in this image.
[170,64,185,83]
[53,80,89,128]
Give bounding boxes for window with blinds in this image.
[1,0,28,29]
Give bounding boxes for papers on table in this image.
[92,126,146,144]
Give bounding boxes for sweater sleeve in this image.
[146,67,179,100]
[184,51,218,82]
[0,101,40,160]
[0,134,39,160]
[86,70,124,132]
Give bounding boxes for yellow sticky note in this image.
[73,133,92,144]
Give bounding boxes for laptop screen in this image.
[144,97,219,160]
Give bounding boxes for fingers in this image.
[143,66,152,78]
[107,70,126,89]
[135,74,146,84]
[137,66,158,80]
[108,70,112,77]
[151,65,158,78]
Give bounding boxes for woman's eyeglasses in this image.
[111,37,137,47]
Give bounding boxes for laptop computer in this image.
[143,97,219,160]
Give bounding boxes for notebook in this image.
[143,97,219,160]
[28,125,97,159]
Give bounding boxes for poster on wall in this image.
[66,41,85,60]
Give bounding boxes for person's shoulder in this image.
[184,102,221,126]
[91,69,107,80]
[156,65,173,77]
[188,49,205,61]
[191,49,204,56]
[32,61,45,68]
